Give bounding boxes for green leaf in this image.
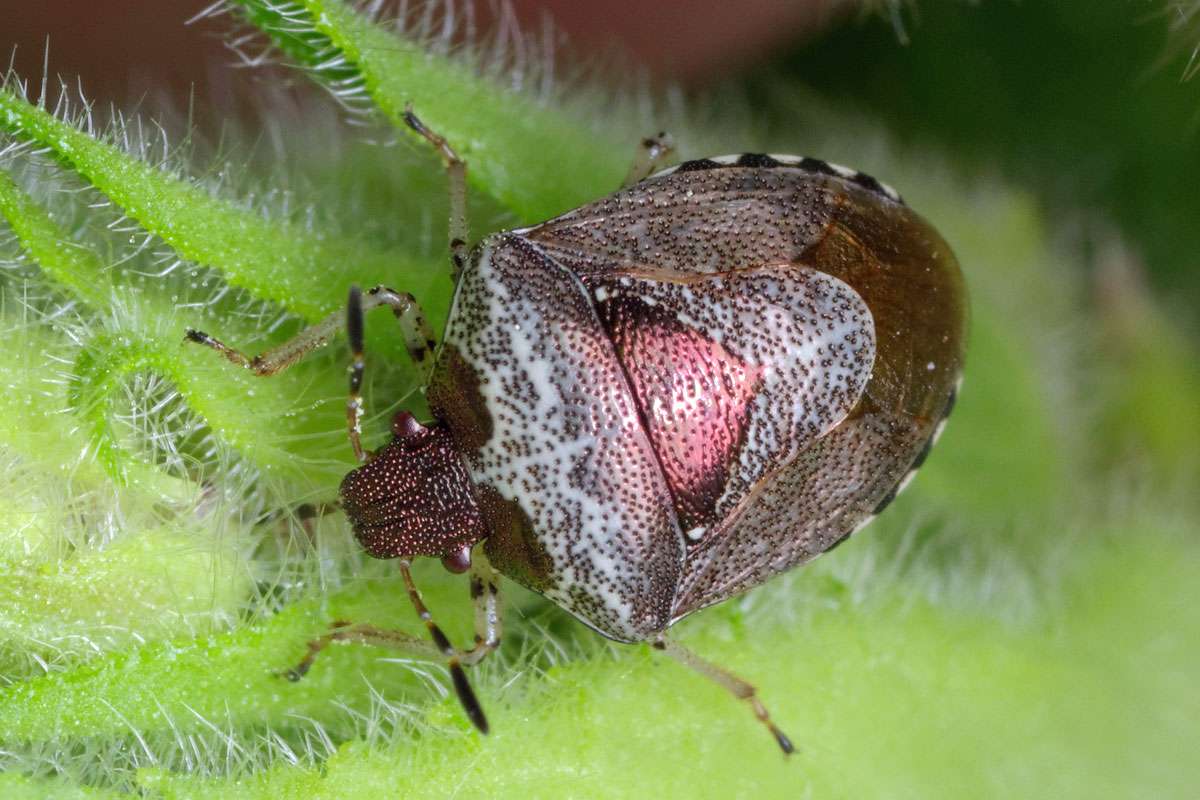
[228,0,631,222]
[0,87,437,321]
[0,169,114,306]
[2,6,1198,797]
[0,163,358,485]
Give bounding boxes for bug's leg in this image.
[344,285,368,461]
[184,286,408,378]
[188,286,437,462]
[399,559,490,733]
[282,619,444,682]
[282,555,500,733]
[461,552,503,666]
[623,131,676,186]
[402,104,469,279]
[187,288,373,460]
[185,287,436,380]
[184,304,349,377]
[345,284,441,460]
[361,285,438,377]
[654,636,795,756]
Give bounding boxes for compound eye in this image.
[391,410,426,438]
[441,545,473,574]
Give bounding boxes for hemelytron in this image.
[187,110,967,754]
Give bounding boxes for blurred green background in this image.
[789,0,1200,327]
[0,1,1197,798]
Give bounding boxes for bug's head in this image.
[339,411,486,573]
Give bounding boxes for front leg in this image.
[462,552,503,666]
[185,285,436,378]
[284,553,503,734]
[362,285,438,377]
[282,619,443,682]
[186,285,437,461]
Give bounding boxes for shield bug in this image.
[186,110,967,754]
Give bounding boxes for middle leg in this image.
[402,104,470,279]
